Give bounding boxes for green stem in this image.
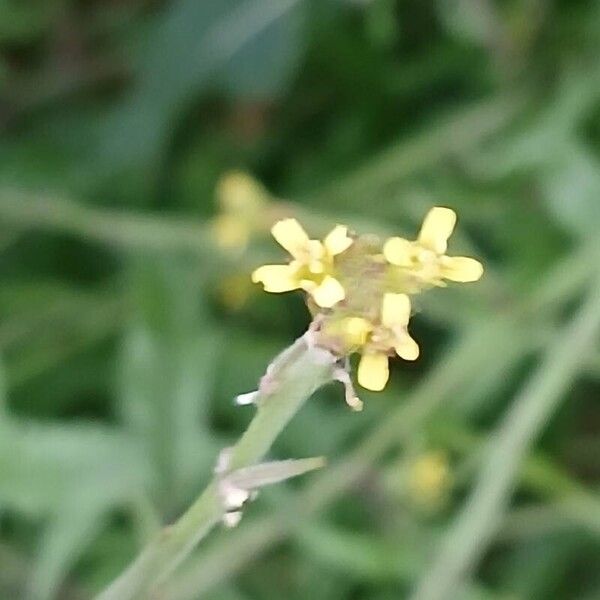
[150,244,598,600]
[307,92,524,209]
[409,273,600,600]
[95,334,334,600]
[0,190,211,255]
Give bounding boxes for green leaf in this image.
[297,522,422,582]
[0,420,148,516]
[225,456,326,490]
[543,144,600,237]
[101,0,308,168]
[119,259,222,505]
[0,0,62,44]
[28,489,113,600]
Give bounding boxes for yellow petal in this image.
[383,237,413,266]
[395,333,420,361]
[216,171,266,213]
[299,278,317,292]
[251,265,298,293]
[307,241,326,273]
[381,293,411,328]
[310,276,345,308]
[342,317,372,347]
[307,239,326,259]
[308,260,325,274]
[271,218,310,258]
[418,207,457,254]
[212,215,249,250]
[440,256,484,282]
[358,353,390,391]
[324,225,353,256]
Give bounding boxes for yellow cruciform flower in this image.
[355,293,419,391]
[383,207,483,287]
[212,171,268,250]
[252,218,353,308]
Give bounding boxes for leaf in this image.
[296,522,422,582]
[0,354,6,417]
[28,489,113,600]
[101,0,308,168]
[0,420,149,517]
[0,1,62,44]
[119,258,222,504]
[225,457,326,490]
[0,419,150,599]
[435,0,499,47]
[219,0,306,100]
[542,143,600,237]
[467,72,600,178]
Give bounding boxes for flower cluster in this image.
[252,207,483,399]
[252,219,353,308]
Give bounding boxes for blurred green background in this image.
[1,0,600,599]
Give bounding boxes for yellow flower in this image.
[252,218,353,308]
[407,451,451,509]
[383,207,483,287]
[212,171,268,250]
[342,317,373,348]
[251,206,484,402]
[216,171,267,214]
[213,214,251,250]
[355,293,419,391]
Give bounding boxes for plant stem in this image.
[409,273,600,600]
[150,243,599,600]
[0,190,211,255]
[95,334,334,600]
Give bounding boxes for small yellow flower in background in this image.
[213,215,250,250]
[252,218,353,308]
[407,451,452,509]
[384,207,483,289]
[212,171,269,250]
[216,171,267,214]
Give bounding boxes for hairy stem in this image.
[95,333,334,600]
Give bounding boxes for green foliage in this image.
[1,0,599,599]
